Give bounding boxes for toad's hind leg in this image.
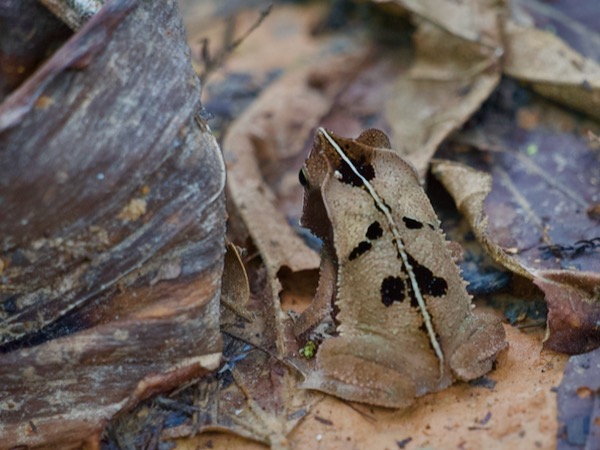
[300,336,417,408]
[450,312,507,381]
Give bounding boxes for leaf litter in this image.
[108,0,600,448]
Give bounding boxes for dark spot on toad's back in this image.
[349,241,372,261]
[407,288,419,308]
[381,276,406,307]
[338,154,375,187]
[366,221,383,240]
[405,253,448,297]
[403,217,423,229]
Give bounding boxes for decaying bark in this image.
[0,1,226,448]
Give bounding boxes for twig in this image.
[198,2,273,87]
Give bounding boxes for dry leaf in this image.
[503,19,600,121]
[534,271,600,354]
[386,20,501,175]
[430,160,532,280]
[556,347,600,449]
[153,256,317,449]
[380,0,600,130]
[221,243,253,322]
[376,0,502,47]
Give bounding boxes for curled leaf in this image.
[431,160,532,280]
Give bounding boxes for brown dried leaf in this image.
[534,271,600,354]
[364,0,504,174]
[509,0,600,62]
[433,160,600,354]
[431,160,532,279]
[386,20,501,175]
[221,243,253,322]
[160,256,318,449]
[376,0,502,47]
[503,19,600,122]
[556,347,600,449]
[381,0,600,132]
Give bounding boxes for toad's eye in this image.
[299,168,309,188]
